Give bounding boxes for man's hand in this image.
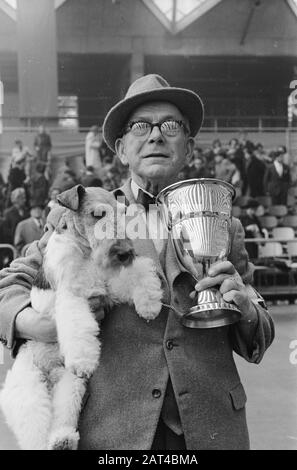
[190,260,257,321]
[15,307,57,342]
[15,296,105,342]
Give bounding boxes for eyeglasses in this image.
[122,119,189,138]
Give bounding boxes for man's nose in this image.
[148,124,165,143]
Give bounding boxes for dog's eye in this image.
[91,210,106,220]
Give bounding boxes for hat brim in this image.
[103,87,204,152]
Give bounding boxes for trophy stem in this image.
[181,288,242,329]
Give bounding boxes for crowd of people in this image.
[0,121,296,267]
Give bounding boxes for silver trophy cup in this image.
[157,178,242,328]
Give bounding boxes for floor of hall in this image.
[0,304,296,450]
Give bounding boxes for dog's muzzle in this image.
[108,240,136,267]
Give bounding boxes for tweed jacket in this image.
[0,180,274,450]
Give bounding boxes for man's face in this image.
[31,207,43,219]
[275,153,284,163]
[15,193,26,207]
[115,102,194,189]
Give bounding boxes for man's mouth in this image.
[143,154,169,159]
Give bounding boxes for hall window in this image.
[58,95,79,129]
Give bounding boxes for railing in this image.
[1,115,297,133]
[244,237,297,300]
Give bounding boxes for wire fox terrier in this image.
[0,185,163,450]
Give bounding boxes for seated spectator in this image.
[7,153,27,193]
[99,140,114,163]
[50,159,77,193]
[214,152,240,184]
[0,172,7,216]
[0,217,14,269]
[34,125,52,163]
[242,143,266,198]
[80,166,103,188]
[264,149,291,205]
[11,140,31,168]
[102,175,117,191]
[14,204,44,255]
[227,138,246,188]
[3,188,28,244]
[44,187,60,218]
[28,161,49,208]
[85,125,102,176]
[240,199,265,260]
[183,149,211,179]
[212,138,223,155]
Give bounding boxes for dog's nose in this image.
[108,240,136,267]
[116,250,135,266]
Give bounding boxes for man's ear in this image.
[57,184,86,211]
[185,136,195,166]
[115,138,128,165]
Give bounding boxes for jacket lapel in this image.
[113,179,165,279]
[114,179,197,293]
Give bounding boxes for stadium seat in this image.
[257,195,272,209]
[258,215,278,233]
[232,206,242,217]
[233,196,250,208]
[272,227,295,240]
[288,187,297,198]
[282,215,297,231]
[259,242,283,258]
[268,205,288,218]
[287,241,297,258]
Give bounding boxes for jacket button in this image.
[152,389,161,399]
[166,340,174,350]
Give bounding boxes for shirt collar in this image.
[131,179,155,201]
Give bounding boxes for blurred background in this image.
[0,0,297,450]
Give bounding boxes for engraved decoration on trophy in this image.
[157,178,242,329]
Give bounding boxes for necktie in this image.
[136,189,156,212]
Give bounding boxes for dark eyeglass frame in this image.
[121,119,190,138]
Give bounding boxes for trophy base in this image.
[181,303,242,329]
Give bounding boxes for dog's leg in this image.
[0,343,52,450]
[55,291,101,378]
[108,257,163,320]
[47,369,86,450]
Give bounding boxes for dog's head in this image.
[56,185,135,269]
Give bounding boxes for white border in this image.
[287,0,297,18]
[142,0,222,34]
[0,0,68,21]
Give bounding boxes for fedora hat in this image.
[103,74,204,151]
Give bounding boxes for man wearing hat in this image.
[14,204,44,256]
[3,187,28,244]
[0,75,274,450]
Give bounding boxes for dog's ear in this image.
[57,185,86,211]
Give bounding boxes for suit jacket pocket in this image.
[229,382,247,410]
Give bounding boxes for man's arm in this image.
[0,235,105,354]
[228,217,274,362]
[0,240,42,352]
[195,217,274,364]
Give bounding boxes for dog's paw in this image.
[68,358,98,379]
[134,298,162,321]
[48,427,79,450]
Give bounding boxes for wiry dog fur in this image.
[0,185,163,450]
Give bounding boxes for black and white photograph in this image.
[0,0,296,453]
